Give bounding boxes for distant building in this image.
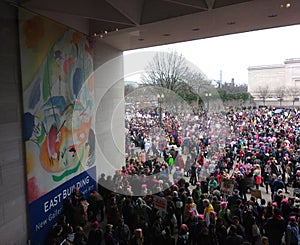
[223,78,248,92]
[125,80,139,88]
[248,58,300,106]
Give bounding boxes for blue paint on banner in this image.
[28,166,96,245]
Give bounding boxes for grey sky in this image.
[125,24,300,85]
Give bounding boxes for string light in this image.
[91,27,120,38]
[281,2,291,8]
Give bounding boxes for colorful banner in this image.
[29,166,96,243]
[18,9,96,244]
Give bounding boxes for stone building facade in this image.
[248,58,300,106]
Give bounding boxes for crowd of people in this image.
[47,105,300,244]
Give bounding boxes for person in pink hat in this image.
[209,211,217,226]
[183,196,198,222]
[88,220,103,245]
[191,182,202,205]
[177,224,189,245]
[130,228,144,245]
[218,201,231,228]
[264,208,285,245]
[286,216,299,245]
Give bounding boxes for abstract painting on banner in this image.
[19,8,96,244]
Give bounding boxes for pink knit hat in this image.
[181,224,188,232]
[221,202,227,208]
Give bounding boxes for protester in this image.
[264,208,285,245]
[285,216,299,245]
[176,224,189,245]
[47,106,300,245]
[225,224,244,245]
[115,218,131,245]
[104,224,118,245]
[73,226,88,245]
[87,221,103,245]
[130,228,144,245]
[218,201,231,228]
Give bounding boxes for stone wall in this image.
[0,2,28,243]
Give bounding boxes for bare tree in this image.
[186,71,210,106]
[256,86,270,106]
[272,86,287,106]
[141,50,192,97]
[288,85,300,107]
[140,50,217,110]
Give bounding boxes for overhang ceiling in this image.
[12,0,300,51]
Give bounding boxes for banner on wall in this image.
[29,166,96,243]
[18,9,96,244]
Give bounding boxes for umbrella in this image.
[274,109,283,114]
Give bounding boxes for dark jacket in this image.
[224,234,244,245]
[88,228,103,245]
[264,215,285,245]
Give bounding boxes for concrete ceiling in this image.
[15,0,300,51]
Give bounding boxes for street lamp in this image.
[157,93,164,126]
[205,92,212,110]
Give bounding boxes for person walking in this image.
[263,167,272,194]
[264,208,285,245]
[115,218,131,245]
[189,161,198,186]
[224,225,244,245]
[87,221,103,245]
[286,216,299,245]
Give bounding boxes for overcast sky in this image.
[125,24,300,85]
